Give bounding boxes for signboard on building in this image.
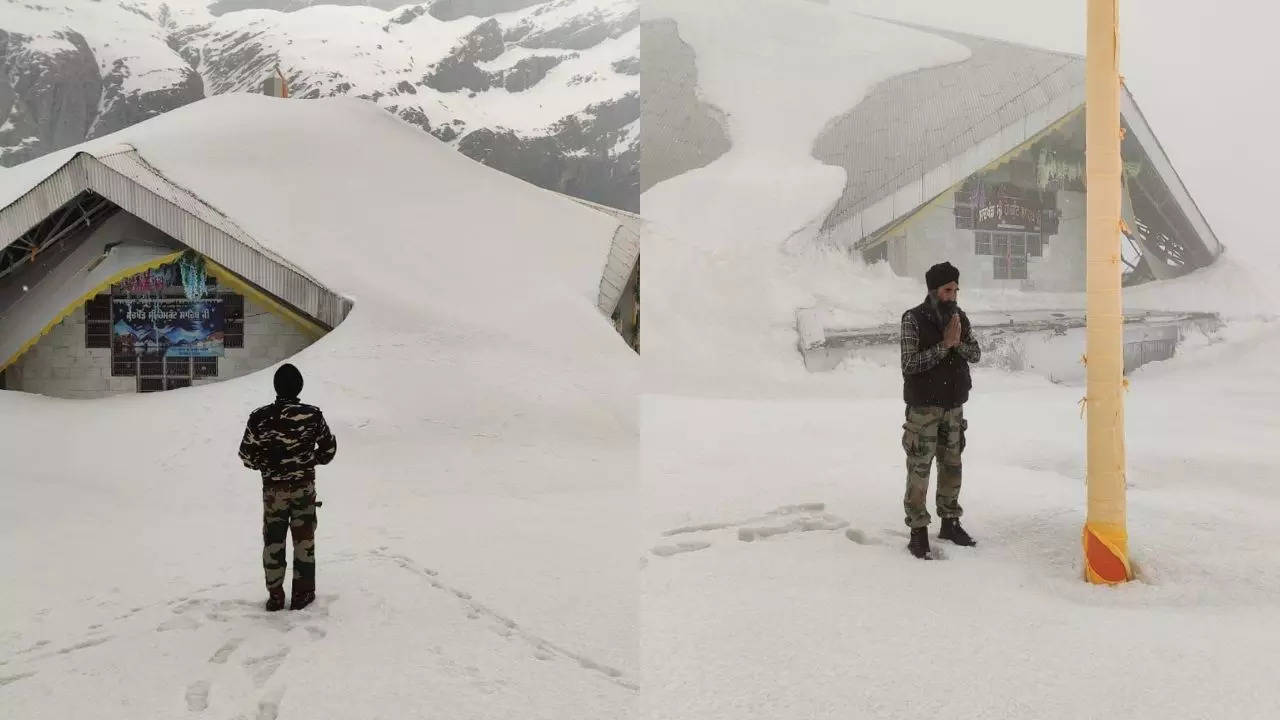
[974,184,1043,232]
[112,297,225,357]
[956,179,1060,236]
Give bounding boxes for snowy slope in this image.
[0,95,637,719]
[641,0,1276,396]
[0,0,198,96]
[176,1,637,135]
[641,0,971,396]
[1,0,640,210]
[0,0,204,162]
[640,2,1280,717]
[642,319,1280,720]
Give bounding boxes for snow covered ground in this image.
[640,1,1280,717]
[0,95,637,719]
[642,320,1280,719]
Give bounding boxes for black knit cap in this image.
[926,261,960,291]
[273,363,303,399]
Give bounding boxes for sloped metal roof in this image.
[814,23,1222,260]
[567,195,641,316]
[0,234,178,373]
[2,145,637,331]
[0,147,352,328]
[815,27,1086,241]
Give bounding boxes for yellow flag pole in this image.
[1083,0,1132,584]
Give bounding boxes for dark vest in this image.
[903,300,972,409]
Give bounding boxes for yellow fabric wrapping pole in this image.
[1083,0,1132,584]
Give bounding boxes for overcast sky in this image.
[824,0,1278,276]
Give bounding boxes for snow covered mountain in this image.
[0,0,639,210]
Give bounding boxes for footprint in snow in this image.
[242,647,291,688]
[650,541,712,557]
[256,686,286,720]
[185,679,211,711]
[209,637,245,664]
[157,615,201,632]
[0,672,37,688]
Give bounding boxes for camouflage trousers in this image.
[262,483,317,591]
[901,405,968,528]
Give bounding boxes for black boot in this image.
[938,518,976,546]
[908,527,931,559]
[265,587,286,612]
[289,579,315,611]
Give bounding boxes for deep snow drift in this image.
[641,0,1276,398]
[641,320,1280,719]
[640,1,1280,718]
[1,94,637,719]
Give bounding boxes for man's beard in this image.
[937,298,957,316]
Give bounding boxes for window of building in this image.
[953,191,975,229]
[138,354,198,392]
[111,353,138,377]
[975,231,993,256]
[1010,233,1026,259]
[84,295,112,348]
[981,232,1036,280]
[223,293,245,348]
[993,232,1010,257]
[994,254,1029,280]
[82,267,241,391]
[193,357,218,378]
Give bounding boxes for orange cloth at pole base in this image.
[1084,523,1131,584]
[1083,0,1131,583]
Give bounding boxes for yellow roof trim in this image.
[865,106,1085,248]
[2,252,329,375]
[1,251,184,374]
[203,257,328,339]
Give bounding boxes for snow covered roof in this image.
[0,225,179,372]
[815,24,1222,259]
[0,145,350,329]
[565,195,640,316]
[0,93,634,349]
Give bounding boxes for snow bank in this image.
[640,3,1280,717]
[642,318,1280,718]
[1,94,637,718]
[643,0,1275,397]
[642,0,969,395]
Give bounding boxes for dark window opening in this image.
[111,354,138,377]
[83,264,241,391]
[975,231,992,256]
[953,190,975,230]
[994,254,1029,280]
[85,295,112,348]
[224,293,245,349]
[193,357,219,378]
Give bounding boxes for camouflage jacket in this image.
[239,399,338,487]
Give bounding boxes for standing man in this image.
[900,262,981,559]
[239,363,338,610]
